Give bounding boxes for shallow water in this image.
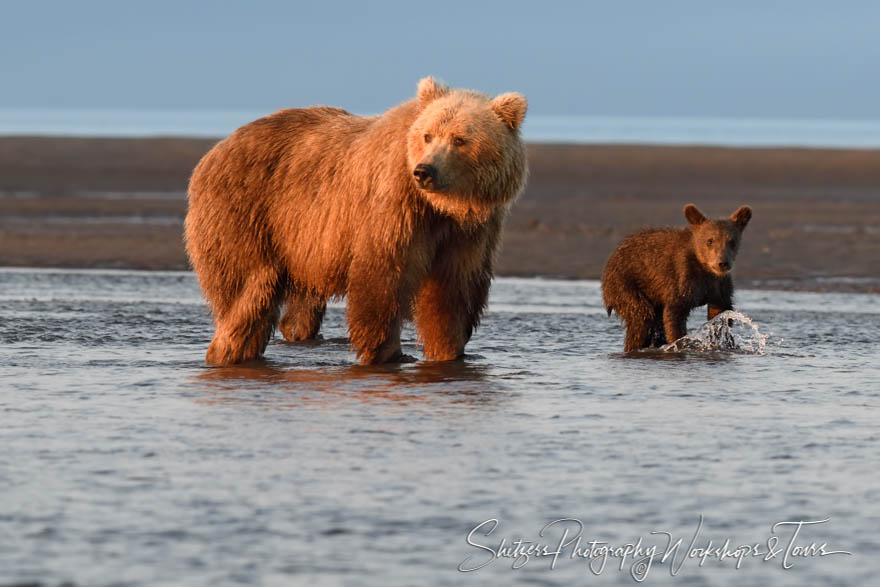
[1,268,878,586]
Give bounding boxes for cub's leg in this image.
[707,305,726,320]
[708,274,735,324]
[623,317,653,352]
[279,294,326,342]
[662,305,689,345]
[649,307,667,347]
[610,287,655,351]
[206,267,284,366]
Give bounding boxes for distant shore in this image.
[1,136,878,292]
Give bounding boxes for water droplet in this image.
[662,311,771,354]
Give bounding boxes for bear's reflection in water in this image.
[609,348,731,362]
[192,350,509,409]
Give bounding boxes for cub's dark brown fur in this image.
[602,204,752,351]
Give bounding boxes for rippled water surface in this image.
[1,268,878,586]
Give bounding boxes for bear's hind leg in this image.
[278,294,326,342]
[612,288,655,351]
[206,269,284,366]
[623,318,653,352]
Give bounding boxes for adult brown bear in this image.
[185,77,528,365]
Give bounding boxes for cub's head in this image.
[407,76,528,222]
[684,203,752,276]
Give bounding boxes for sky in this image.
[2,0,879,119]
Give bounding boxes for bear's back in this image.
[189,106,379,208]
[603,227,700,305]
[607,227,689,275]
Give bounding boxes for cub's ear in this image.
[683,204,707,226]
[417,76,450,108]
[730,205,752,228]
[491,92,528,130]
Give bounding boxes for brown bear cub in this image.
[185,77,528,366]
[602,204,752,351]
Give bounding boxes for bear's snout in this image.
[719,261,731,272]
[413,164,437,188]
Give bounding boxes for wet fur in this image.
[602,204,752,351]
[185,77,527,366]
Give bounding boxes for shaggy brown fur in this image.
[602,204,752,351]
[185,77,528,366]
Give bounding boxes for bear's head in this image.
[407,76,528,223]
[684,204,752,276]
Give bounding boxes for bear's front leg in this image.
[662,305,689,344]
[707,274,735,323]
[649,307,667,347]
[707,305,726,321]
[413,275,478,361]
[346,271,405,365]
[414,250,492,362]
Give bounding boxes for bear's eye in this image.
[424,134,432,144]
[453,136,466,147]
[707,238,714,245]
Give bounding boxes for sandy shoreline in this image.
[1,136,878,292]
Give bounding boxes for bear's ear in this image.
[683,204,706,226]
[417,76,450,108]
[491,92,528,130]
[730,205,752,228]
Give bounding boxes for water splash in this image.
[663,311,772,354]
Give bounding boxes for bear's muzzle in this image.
[413,164,438,189]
